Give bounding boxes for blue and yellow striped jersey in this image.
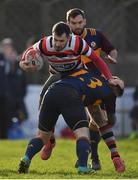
[81,28,115,74]
[60,68,113,106]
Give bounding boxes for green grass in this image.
[0,138,138,179]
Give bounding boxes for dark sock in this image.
[76,139,90,167]
[50,131,55,144]
[49,129,55,144]
[50,137,55,144]
[90,130,101,161]
[25,138,44,160]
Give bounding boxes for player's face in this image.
[53,33,68,51]
[68,15,86,35]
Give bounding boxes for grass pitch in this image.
[0,138,138,179]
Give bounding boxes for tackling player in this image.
[18,22,123,174]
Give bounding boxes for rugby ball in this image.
[25,49,44,70]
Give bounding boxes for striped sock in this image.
[99,124,120,159]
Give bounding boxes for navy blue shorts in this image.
[38,83,88,132]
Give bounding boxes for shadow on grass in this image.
[2,169,137,179]
[0,169,18,177]
[102,171,138,179]
[30,170,77,176]
[0,169,76,177]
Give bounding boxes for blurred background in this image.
[0,0,138,139]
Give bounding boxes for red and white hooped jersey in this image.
[33,34,92,73]
[21,34,112,79]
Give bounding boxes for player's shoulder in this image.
[70,34,81,45]
[69,34,83,52]
[85,28,96,35]
[71,33,79,39]
[85,28,102,36]
[41,35,52,43]
[40,35,53,50]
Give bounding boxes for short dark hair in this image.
[52,21,71,37]
[66,8,85,22]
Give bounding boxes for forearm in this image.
[90,52,112,79]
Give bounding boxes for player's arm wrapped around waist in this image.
[107,76,124,97]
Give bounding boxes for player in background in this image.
[18,22,124,174]
[67,8,117,170]
[40,8,123,172]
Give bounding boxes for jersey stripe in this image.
[48,57,81,63]
[74,36,80,53]
[42,37,48,54]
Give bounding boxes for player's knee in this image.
[37,129,52,144]
[73,120,89,130]
[107,113,116,126]
[74,127,90,141]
